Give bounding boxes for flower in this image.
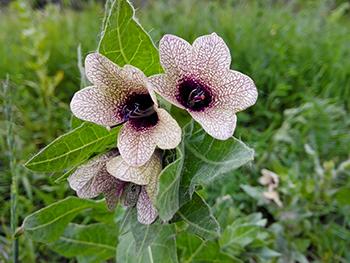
[70,53,181,166]
[68,150,162,224]
[149,33,258,140]
[259,169,283,207]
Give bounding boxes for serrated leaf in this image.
[156,147,184,221]
[49,223,117,261]
[98,0,161,76]
[25,122,119,172]
[174,192,220,240]
[182,122,255,195]
[22,197,100,243]
[117,225,178,263]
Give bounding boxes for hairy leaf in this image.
[182,122,255,195]
[219,213,271,257]
[22,197,100,243]
[98,0,161,76]
[177,232,234,263]
[129,210,162,253]
[117,225,178,263]
[49,223,117,261]
[25,123,119,172]
[174,192,220,240]
[156,147,184,221]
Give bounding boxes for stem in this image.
[3,76,19,263]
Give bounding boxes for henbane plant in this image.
[19,0,257,261]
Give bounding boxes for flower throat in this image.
[115,93,158,130]
[177,78,212,111]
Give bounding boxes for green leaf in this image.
[174,192,220,240]
[156,147,184,221]
[117,225,178,263]
[25,122,119,172]
[54,166,76,184]
[240,184,270,206]
[335,187,350,206]
[49,223,117,261]
[128,209,163,254]
[177,232,234,263]
[98,0,161,76]
[182,122,255,195]
[22,196,99,243]
[219,213,269,257]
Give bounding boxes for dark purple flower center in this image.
[176,78,212,111]
[118,93,158,130]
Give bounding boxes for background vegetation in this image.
[1,0,349,262]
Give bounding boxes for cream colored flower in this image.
[70,53,181,167]
[68,150,162,224]
[150,33,257,140]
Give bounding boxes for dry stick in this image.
[3,76,19,263]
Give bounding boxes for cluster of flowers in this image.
[68,33,258,224]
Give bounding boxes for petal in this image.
[149,74,184,109]
[70,85,122,127]
[85,53,148,94]
[153,109,182,149]
[117,122,156,167]
[159,34,193,79]
[68,155,108,198]
[145,166,160,204]
[137,187,158,224]
[85,52,122,87]
[68,151,118,199]
[104,179,126,210]
[216,70,258,112]
[190,107,237,140]
[192,33,231,81]
[106,153,162,185]
[119,64,150,95]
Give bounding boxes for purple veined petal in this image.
[190,107,237,140]
[159,34,193,80]
[215,69,258,112]
[117,122,157,167]
[106,153,162,186]
[118,64,150,95]
[191,33,231,83]
[85,53,149,94]
[68,152,114,198]
[144,165,161,204]
[67,150,122,210]
[75,53,152,127]
[136,187,158,225]
[149,74,185,109]
[152,108,182,150]
[70,85,124,127]
[98,174,124,211]
[85,52,122,87]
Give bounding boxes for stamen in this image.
[116,93,159,130]
[188,88,206,107]
[109,120,128,129]
[177,78,212,111]
[129,105,156,119]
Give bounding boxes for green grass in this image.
[1,0,350,262]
